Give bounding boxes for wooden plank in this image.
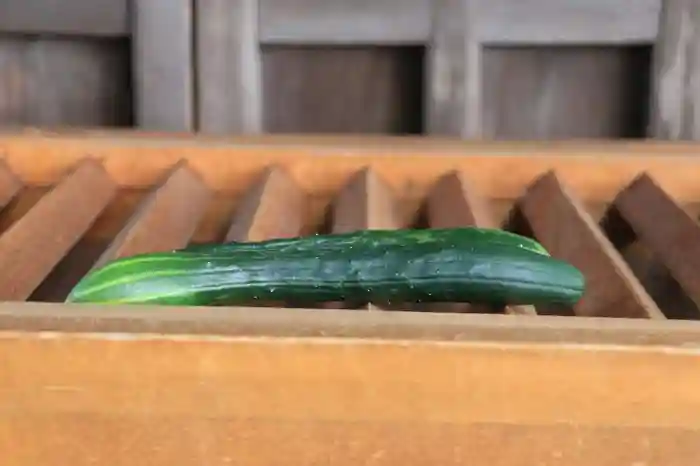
[650,0,700,139]
[92,163,211,270]
[427,171,536,315]
[608,174,700,312]
[0,325,699,465]
[226,166,305,242]
[0,0,129,36]
[0,38,131,128]
[9,132,700,202]
[517,171,664,319]
[2,301,700,345]
[482,47,651,139]
[333,168,402,310]
[260,0,431,44]
[475,0,661,45]
[0,159,116,301]
[426,0,482,138]
[0,161,21,210]
[133,0,194,131]
[197,0,263,134]
[262,47,424,134]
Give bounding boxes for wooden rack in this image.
[1,130,699,465]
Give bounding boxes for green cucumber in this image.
[65,228,585,307]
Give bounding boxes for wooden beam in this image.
[259,0,661,46]
[132,0,195,131]
[0,160,116,301]
[196,0,263,133]
[7,132,700,202]
[260,0,431,45]
[0,0,129,36]
[475,0,661,45]
[608,174,700,313]
[426,0,482,137]
[0,319,698,465]
[516,171,664,319]
[650,0,700,139]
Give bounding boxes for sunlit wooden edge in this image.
[1,302,700,347]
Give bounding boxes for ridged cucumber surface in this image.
[66,228,585,307]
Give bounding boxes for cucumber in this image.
[65,228,585,307]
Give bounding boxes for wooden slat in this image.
[0,159,116,301]
[226,166,305,242]
[2,301,700,345]
[133,0,194,131]
[1,325,699,465]
[0,0,129,36]
[426,0,482,138]
[92,163,211,270]
[427,171,536,315]
[10,132,700,202]
[0,161,21,210]
[333,168,401,234]
[197,0,263,134]
[259,0,431,44]
[608,173,700,312]
[332,168,401,310]
[517,171,664,319]
[475,0,661,45]
[650,0,700,139]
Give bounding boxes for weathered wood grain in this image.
[260,0,431,44]
[132,0,194,131]
[0,0,129,36]
[650,0,700,139]
[426,0,482,137]
[475,0,661,45]
[0,38,131,127]
[197,0,263,134]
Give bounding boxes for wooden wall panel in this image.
[482,46,652,139]
[0,36,132,127]
[262,46,424,134]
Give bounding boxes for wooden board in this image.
[1,303,700,466]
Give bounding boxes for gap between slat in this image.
[91,161,211,270]
[515,171,664,319]
[606,173,700,317]
[427,171,536,316]
[0,159,116,301]
[332,168,402,311]
[0,160,22,210]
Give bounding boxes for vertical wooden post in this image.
[196,0,263,134]
[426,0,482,138]
[650,0,700,139]
[132,0,195,131]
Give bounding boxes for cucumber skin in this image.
[66,228,585,307]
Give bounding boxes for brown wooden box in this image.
[1,130,699,466]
